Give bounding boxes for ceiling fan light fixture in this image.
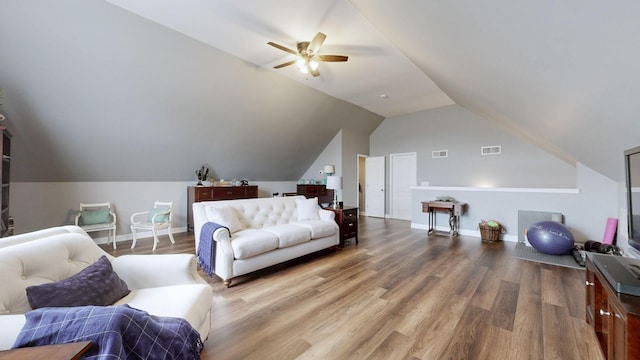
[309,60,319,71]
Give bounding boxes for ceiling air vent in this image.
[481,145,501,155]
[432,150,448,158]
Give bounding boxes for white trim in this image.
[411,222,518,242]
[92,226,187,245]
[411,185,579,194]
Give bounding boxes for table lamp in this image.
[326,175,342,209]
[323,165,335,176]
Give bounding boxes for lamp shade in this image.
[326,176,342,190]
[323,165,335,175]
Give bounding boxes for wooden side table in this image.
[325,206,358,247]
[0,341,92,360]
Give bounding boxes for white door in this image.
[365,156,385,218]
[390,153,417,220]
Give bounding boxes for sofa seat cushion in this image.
[292,220,338,239]
[262,224,311,248]
[231,229,279,260]
[114,284,212,339]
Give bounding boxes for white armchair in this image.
[130,201,175,251]
[74,202,117,249]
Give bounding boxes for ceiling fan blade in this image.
[267,42,298,55]
[318,55,348,62]
[307,32,326,55]
[273,60,297,69]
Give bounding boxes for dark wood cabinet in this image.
[586,253,640,359]
[325,206,358,247]
[296,184,334,205]
[187,185,258,231]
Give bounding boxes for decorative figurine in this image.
[195,166,209,186]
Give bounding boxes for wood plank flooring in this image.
[100,216,605,360]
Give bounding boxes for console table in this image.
[585,253,640,359]
[421,201,466,237]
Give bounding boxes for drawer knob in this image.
[599,309,611,317]
[586,281,594,286]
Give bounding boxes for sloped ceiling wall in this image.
[0,0,383,182]
[352,0,640,181]
[2,0,638,184]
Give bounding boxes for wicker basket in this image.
[479,223,502,243]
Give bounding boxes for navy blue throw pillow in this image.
[26,255,130,309]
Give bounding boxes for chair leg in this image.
[152,228,159,251]
[168,227,175,244]
[112,229,117,250]
[130,226,138,249]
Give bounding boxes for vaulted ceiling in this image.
[1,0,639,182]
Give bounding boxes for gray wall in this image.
[371,105,577,189]
[370,104,624,245]
[0,0,383,183]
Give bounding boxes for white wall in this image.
[10,180,297,243]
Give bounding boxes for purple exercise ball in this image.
[527,221,575,255]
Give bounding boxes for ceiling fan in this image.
[267,32,348,77]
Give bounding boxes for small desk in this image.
[421,201,466,237]
[0,341,92,360]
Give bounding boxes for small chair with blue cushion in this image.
[130,201,175,251]
[75,202,117,249]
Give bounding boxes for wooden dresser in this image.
[296,184,334,205]
[586,253,640,359]
[187,185,258,232]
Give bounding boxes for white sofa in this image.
[0,226,213,350]
[193,195,339,287]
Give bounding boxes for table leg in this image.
[428,210,435,235]
[448,212,459,237]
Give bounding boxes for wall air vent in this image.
[432,150,448,158]
[481,146,501,155]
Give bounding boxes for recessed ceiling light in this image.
[380,94,389,99]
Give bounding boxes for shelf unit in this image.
[0,127,11,237]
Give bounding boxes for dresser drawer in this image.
[194,188,214,201]
[342,209,357,220]
[342,220,357,238]
[212,187,244,199]
[246,186,258,198]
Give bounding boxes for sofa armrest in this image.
[111,254,207,290]
[319,209,335,221]
[212,227,235,281]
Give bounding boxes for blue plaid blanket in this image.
[197,222,230,277]
[12,304,202,359]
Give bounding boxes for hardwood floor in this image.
[100,216,604,360]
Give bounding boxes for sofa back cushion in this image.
[202,196,304,230]
[0,233,110,314]
[205,206,243,233]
